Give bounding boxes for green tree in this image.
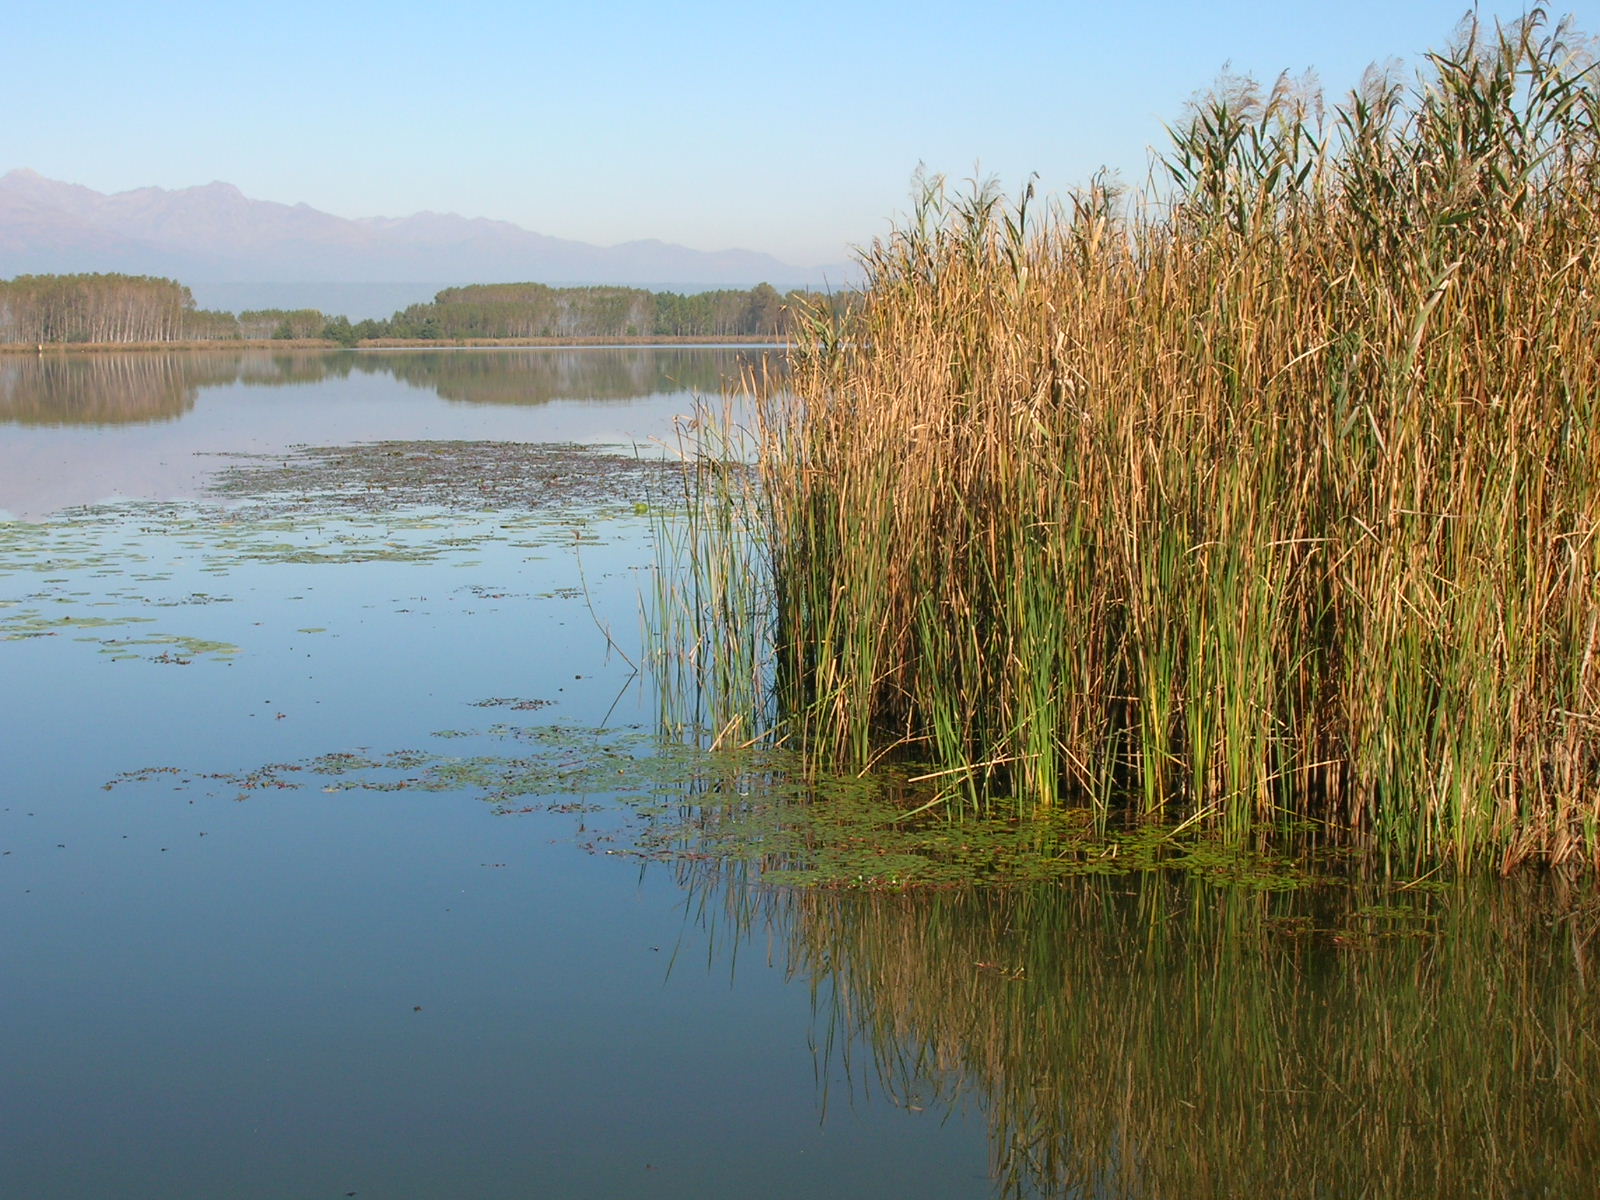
[322,316,360,347]
[744,282,784,335]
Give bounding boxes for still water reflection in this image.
[1,348,1596,1198]
[0,347,771,518]
[768,872,1599,1198]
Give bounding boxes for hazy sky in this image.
[7,1,1595,266]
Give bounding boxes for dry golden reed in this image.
[685,11,1600,868]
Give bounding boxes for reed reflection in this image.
[675,848,1598,1199]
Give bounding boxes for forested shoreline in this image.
[0,273,845,346]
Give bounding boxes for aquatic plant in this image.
[683,11,1600,868]
[651,385,778,749]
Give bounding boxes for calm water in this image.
[2,349,1596,1199]
[0,347,756,519]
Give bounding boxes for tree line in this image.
[0,274,221,343]
[1,273,852,345]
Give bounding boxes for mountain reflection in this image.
[678,859,1599,1199]
[0,346,771,426]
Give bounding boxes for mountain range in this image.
[0,169,851,291]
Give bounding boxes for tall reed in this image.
[652,381,776,749]
[743,11,1600,867]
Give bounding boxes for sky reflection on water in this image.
[0,351,990,1199]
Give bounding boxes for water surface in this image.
[1,348,990,1199]
[0,346,762,518]
[2,349,1595,1199]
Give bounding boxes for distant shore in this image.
[0,334,789,355]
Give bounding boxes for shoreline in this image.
[0,334,789,355]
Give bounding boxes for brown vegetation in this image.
[698,11,1600,868]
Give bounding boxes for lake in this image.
[2,348,1596,1199]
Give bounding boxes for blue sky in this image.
[6,1,1593,265]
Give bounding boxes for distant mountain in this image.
[0,169,854,290]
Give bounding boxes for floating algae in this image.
[206,440,676,518]
[2,441,665,667]
[105,719,1329,892]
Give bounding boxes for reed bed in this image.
[716,12,1600,868]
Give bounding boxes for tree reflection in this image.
[0,347,774,425]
